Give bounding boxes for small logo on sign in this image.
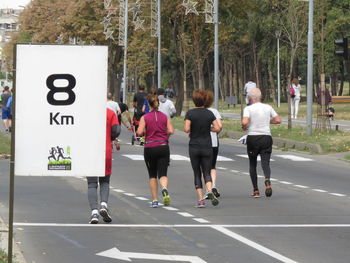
[48,146,72,170]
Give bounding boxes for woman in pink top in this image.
[137,95,174,208]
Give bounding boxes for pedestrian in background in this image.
[242,88,281,198]
[184,89,221,208]
[137,94,174,208]
[157,88,176,118]
[107,92,121,116]
[244,79,257,105]
[1,86,12,132]
[290,78,301,119]
[204,91,222,198]
[87,108,120,224]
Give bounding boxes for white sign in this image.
[15,44,108,177]
[97,247,207,262]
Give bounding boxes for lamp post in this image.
[306,0,314,136]
[275,30,281,108]
[157,0,161,89]
[122,0,128,103]
[213,0,219,109]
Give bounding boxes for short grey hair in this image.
[248,88,261,100]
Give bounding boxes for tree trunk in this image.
[268,61,277,105]
[197,61,205,90]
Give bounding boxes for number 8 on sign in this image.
[46,74,76,106]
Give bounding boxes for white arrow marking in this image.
[96,247,207,262]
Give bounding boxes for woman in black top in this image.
[184,89,221,208]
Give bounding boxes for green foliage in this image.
[0,133,10,154]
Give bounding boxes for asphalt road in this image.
[1,128,350,263]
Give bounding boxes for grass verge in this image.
[344,154,350,161]
[0,133,10,155]
[172,117,350,154]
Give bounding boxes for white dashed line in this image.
[294,185,309,189]
[217,167,227,170]
[163,207,179,211]
[257,175,264,178]
[280,181,293,185]
[135,197,148,201]
[270,178,278,181]
[193,218,210,223]
[312,189,328,193]
[177,212,194,218]
[329,193,346,197]
[230,170,239,173]
[217,156,234,161]
[242,172,250,175]
[113,189,125,193]
[123,193,136,197]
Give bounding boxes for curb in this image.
[0,217,27,263]
[221,130,323,154]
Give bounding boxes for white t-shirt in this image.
[107,100,121,115]
[208,108,222,147]
[159,97,176,118]
[243,102,278,136]
[244,81,257,95]
[292,84,301,99]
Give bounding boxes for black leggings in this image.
[144,145,170,179]
[247,135,272,191]
[211,147,219,169]
[189,146,213,189]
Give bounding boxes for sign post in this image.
[8,44,108,261]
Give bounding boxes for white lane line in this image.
[212,226,299,263]
[170,155,190,161]
[163,207,179,211]
[242,172,250,175]
[14,223,350,228]
[113,189,125,193]
[217,156,234,161]
[135,197,149,201]
[257,175,264,178]
[123,193,136,197]
[236,155,275,161]
[329,193,346,197]
[270,178,278,181]
[275,155,313,162]
[122,154,144,160]
[177,212,194,218]
[217,167,227,170]
[312,189,328,193]
[230,170,240,173]
[294,185,309,189]
[280,181,293,185]
[193,218,210,223]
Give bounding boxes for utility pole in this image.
[122,0,129,103]
[213,0,219,109]
[157,0,161,89]
[275,30,281,108]
[306,0,314,136]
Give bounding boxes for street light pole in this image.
[275,30,281,108]
[157,0,161,89]
[122,0,129,103]
[213,0,219,109]
[306,0,314,136]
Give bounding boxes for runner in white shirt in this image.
[242,88,281,198]
[107,93,121,115]
[205,91,222,198]
[244,81,257,105]
[157,88,176,118]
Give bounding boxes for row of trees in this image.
[3,0,350,113]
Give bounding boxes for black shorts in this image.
[247,135,272,158]
[144,145,170,179]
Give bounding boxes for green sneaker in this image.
[207,192,219,206]
[162,188,171,206]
